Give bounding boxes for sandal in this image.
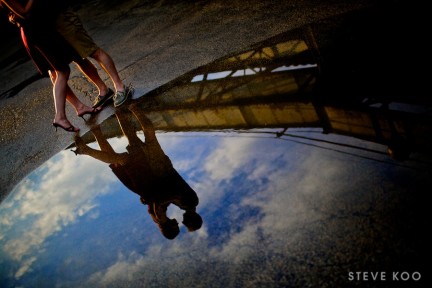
[53,122,80,132]
[77,107,102,121]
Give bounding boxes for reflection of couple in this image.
[73,105,202,240]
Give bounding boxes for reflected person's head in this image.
[182,210,203,232]
[160,218,180,240]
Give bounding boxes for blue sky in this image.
[0,129,424,287]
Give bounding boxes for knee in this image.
[56,69,70,81]
[49,69,70,83]
[90,48,104,61]
[76,58,96,72]
[48,70,56,84]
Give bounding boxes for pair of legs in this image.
[87,48,133,107]
[55,7,132,107]
[50,47,127,132]
[50,48,126,132]
[75,49,124,97]
[50,67,101,132]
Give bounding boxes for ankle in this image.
[75,104,87,113]
[116,83,125,92]
[54,117,69,124]
[99,87,110,96]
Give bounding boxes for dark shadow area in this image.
[0,73,42,99]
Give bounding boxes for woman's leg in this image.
[51,69,79,132]
[50,70,102,118]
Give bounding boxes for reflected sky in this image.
[1,124,428,287]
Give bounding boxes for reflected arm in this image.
[74,137,127,165]
[79,147,127,165]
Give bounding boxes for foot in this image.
[92,88,114,108]
[53,119,79,132]
[114,84,134,107]
[77,106,102,118]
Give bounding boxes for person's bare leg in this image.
[51,69,79,132]
[52,70,68,123]
[50,70,101,117]
[66,86,103,117]
[91,48,124,92]
[74,58,110,96]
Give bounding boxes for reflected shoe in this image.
[72,136,87,155]
[92,88,114,108]
[114,84,134,107]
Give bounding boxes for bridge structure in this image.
[84,27,431,162]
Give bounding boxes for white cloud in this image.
[158,133,212,173]
[14,256,37,279]
[84,252,150,287]
[203,137,256,181]
[1,149,117,278]
[210,143,372,264]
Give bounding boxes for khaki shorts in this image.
[55,7,99,59]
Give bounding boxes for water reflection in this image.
[73,109,202,239]
[1,7,431,287]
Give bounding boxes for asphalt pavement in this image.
[0,0,376,200]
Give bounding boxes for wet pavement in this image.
[0,0,431,287]
[0,0,377,200]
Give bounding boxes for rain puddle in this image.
[1,12,431,287]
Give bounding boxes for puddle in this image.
[1,6,431,287]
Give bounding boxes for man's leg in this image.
[115,110,143,147]
[91,48,124,93]
[91,48,134,107]
[75,58,115,108]
[75,58,110,96]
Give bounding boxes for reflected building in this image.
[80,26,431,163]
